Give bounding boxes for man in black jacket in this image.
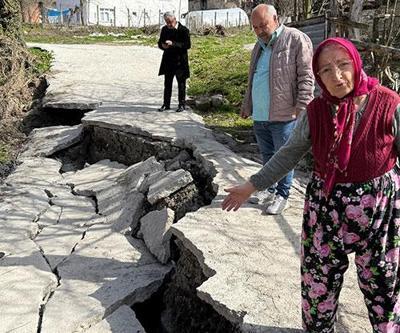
[157,12,191,112]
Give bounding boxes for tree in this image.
[0,0,23,41]
[80,0,85,25]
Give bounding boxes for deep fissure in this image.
[26,107,234,332]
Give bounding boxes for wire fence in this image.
[35,3,250,30]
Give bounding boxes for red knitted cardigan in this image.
[308,85,400,184]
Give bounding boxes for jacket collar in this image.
[257,24,284,49]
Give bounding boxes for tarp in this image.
[47,8,70,17]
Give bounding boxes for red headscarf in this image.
[312,38,379,194]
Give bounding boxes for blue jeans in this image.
[253,120,296,199]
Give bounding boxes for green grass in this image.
[189,29,255,129]
[29,46,53,75]
[23,24,158,46]
[0,144,9,163]
[198,104,252,128]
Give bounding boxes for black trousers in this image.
[163,70,187,107]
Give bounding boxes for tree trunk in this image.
[0,0,23,42]
[80,0,85,25]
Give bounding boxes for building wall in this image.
[85,0,188,27]
[54,0,188,27]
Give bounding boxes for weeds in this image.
[29,47,53,75]
[188,29,255,129]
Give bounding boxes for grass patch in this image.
[188,28,255,130]
[0,143,9,163]
[29,46,53,75]
[199,104,252,128]
[23,23,158,46]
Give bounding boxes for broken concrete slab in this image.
[34,193,97,269]
[82,107,216,146]
[0,186,49,218]
[85,305,146,333]
[147,169,193,205]
[138,170,171,194]
[172,204,369,333]
[41,227,171,333]
[19,125,83,159]
[35,223,88,270]
[165,150,191,171]
[63,159,126,196]
[0,186,50,239]
[51,194,96,213]
[0,239,57,333]
[117,156,164,191]
[139,208,175,264]
[41,264,169,333]
[82,108,261,197]
[97,187,144,233]
[57,226,163,276]
[42,94,102,110]
[35,205,62,230]
[6,157,64,188]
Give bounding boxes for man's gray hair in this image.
[265,4,277,16]
[163,12,176,20]
[252,4,277,17]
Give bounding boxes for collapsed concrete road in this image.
[0,107,369,333]
[0,43,370,332]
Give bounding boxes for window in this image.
[99,8,114,23]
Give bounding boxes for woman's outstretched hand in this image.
[221,181,256,211]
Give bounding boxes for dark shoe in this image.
[176,105,185,112]
[158,105,170,112]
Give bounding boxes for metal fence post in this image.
[59,2,63,25]
[114,6,116,26]
[96,5,99,25]
[128,8,130,27]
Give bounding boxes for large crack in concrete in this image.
[33,192,92,333]
[32,121,232,332]
[1,99,371,332]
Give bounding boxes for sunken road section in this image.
[0,106,369,332]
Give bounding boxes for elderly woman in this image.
[222,37,400,332]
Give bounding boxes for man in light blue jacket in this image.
[241,4,314,214]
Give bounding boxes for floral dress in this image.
[302,169,400,333]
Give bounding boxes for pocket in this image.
[276,49,296,65]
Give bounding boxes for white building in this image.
[56,0,189,27]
